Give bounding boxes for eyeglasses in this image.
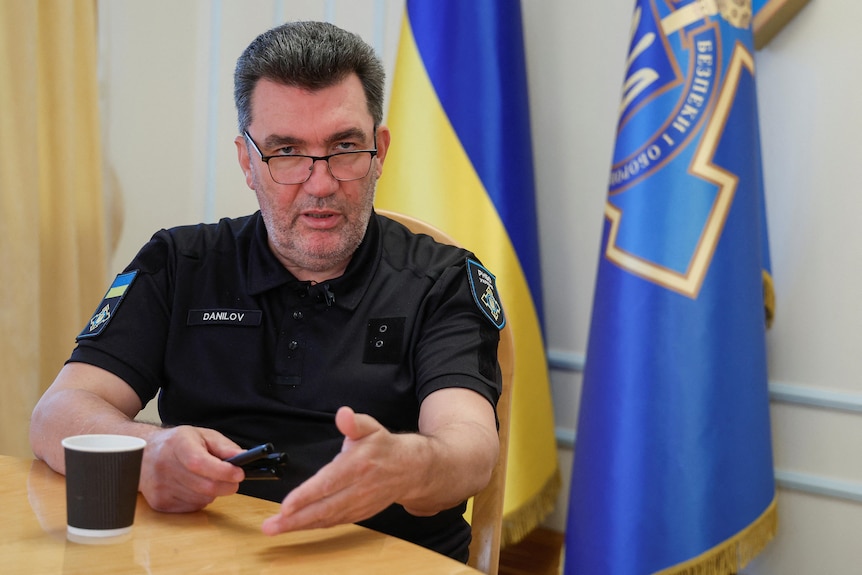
[244,130,378,185]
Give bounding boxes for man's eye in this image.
[274,146,297,156]
[334,141,357,151]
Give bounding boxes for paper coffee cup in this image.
[62,434,146,543]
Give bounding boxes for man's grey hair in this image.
[234,21,385,133]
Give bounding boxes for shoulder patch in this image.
[466,259,505,330]
[77,270,139,340]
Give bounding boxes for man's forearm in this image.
[30,363,154,474]
[397,420,499,516]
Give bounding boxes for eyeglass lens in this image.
[268,152,373,185]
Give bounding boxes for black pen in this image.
[224,443,274,467]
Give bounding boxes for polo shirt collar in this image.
[246,210,381,311]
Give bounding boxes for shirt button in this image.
[293,311,303,320]
[288,340,299,350]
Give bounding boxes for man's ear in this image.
[373,125,392,178]
[235,135,255,190]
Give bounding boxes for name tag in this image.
[187,309,262,326]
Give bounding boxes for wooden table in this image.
[0,455,480,574]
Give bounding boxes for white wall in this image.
[97,1,862,573]
[739,2,862,573]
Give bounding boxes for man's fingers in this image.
[335,406,382,441]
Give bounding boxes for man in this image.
[29,21,502,562]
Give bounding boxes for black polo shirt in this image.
[69,210,503,562]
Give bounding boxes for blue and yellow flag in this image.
[564,1,777,573]
[376,0,560,545]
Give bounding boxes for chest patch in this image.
[466,259,505,329]
[363,317,406,364]
[187,309,262,326]
[77,270,138,340]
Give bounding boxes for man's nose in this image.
[301,158,338,194]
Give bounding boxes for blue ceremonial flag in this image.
[376,0,561,544]
[564,1,777,574]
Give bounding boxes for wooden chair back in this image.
[376,210,513,575]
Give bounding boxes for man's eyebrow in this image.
[262,134,302,149]
[328,128,367,143]
[261,128,369,150]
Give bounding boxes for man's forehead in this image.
[250,75,372,127]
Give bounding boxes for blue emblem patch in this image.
[77,271,138,340]
[466,259,505,330]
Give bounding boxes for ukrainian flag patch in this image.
[77,270,139,340]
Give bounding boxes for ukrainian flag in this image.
[104,271,136,300]
[375,0,560,545]
[564,2,777,573]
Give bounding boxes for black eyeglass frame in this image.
[243,129,378,185]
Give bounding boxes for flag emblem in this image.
[607,0,759,298]
[78,270,138,340]
[564,1,776,574]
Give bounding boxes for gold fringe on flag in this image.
[763,270,775,329]
[501,469,562,547]
[652,497,778,575]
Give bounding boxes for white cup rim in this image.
[61,434,147,453]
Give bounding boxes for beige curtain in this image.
[0,0,106,457]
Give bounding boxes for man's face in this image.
[236,75,390,280]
